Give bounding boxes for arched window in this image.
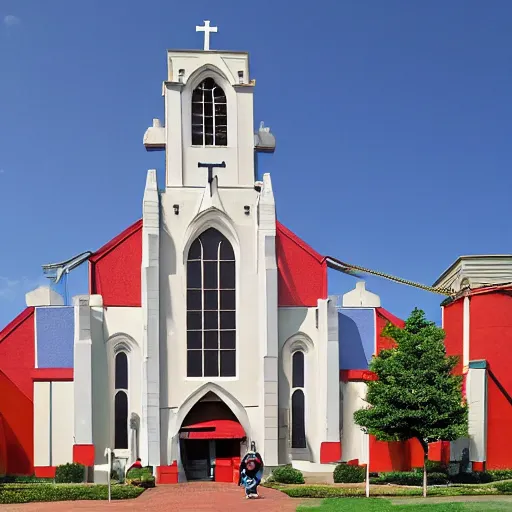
[187,228,236,377]
[291,351,306,448]
[191,78,227,147]
[114,352,128,449]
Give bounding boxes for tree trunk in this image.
[417,438,428,498]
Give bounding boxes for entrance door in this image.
[181,439,211,481]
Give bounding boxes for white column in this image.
[258,173,279,466]
[141,169,161,466]
[73,296,93,445]
[463,297,470,369]
[326,297,340,443]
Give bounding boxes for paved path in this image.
[0,483,298,512]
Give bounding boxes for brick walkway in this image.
[1,483,298,511]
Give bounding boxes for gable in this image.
[89,219,142,307]
[276,222,327,307]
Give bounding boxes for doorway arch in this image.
[177,389,247,481]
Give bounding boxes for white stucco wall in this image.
[33,381,74,467]
[52,382,74,465]
[34,382,51,467]
[89,306,143,464]
[340,381,368,464]
[467,367,487,462]
[278,307,320,463]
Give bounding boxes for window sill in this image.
[190,145,229,149]
[184,376,238,382]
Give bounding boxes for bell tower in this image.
[143,21,275,189]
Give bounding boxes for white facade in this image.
[54,40,341,480]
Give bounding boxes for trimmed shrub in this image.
[333,463,365,483]
[373,470,449,486]
[277,483,498,498]
[271,465,305,484]
[488,469,512,482]
[450,471,493,485]
[495,481,512,494]
[125,466,155,488]
[425,460,448,474]
[0,484,144,504]
[55,463,85,484]
[0,475,53,484]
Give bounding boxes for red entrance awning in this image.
[180,420,245,440]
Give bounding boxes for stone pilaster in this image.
[258,173,279,466]
[141,169,161,466]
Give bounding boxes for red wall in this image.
[276,222,327,307]
[375,308,405,354]
[369,437,411,472]
[469,292,512,469]
[443,300,464,375]
[0,308,35,475]
[89,219,142,307]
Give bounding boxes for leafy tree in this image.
[354,308,468,497]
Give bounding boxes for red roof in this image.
[180,420,245,440]
[276,221,325,264]
[89,219,143,263]
[376,307,405,328]
[0,307,34,344]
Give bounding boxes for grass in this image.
[297,497,512,511]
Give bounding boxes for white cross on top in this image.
[196,20,218,51]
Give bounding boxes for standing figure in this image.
[238,443,264,499]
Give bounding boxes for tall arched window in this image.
[187,228,236,377]
[291,351,306,448]
[114,352,128,449]
[191,78,227,147]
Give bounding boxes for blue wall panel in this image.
[338,308,375,370]
[36,307,74,368]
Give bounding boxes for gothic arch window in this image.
[187,228,236,378]
[191,78,227,147]
[291,351,306,448]
[114,351,129,449]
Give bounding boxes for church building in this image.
[0,23,511,483]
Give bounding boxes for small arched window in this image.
[291,351,306,448]
[186,228,236,377]
[114,352,129,449]
[191,78,227,147]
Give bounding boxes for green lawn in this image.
[298,498,512,512]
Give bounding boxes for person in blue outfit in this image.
[238,442,264,499]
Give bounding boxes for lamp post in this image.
[104,448,112,502]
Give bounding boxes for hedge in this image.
[333,463,366,483]
[0,484,145,504]
[275,484,503,499]
[271,465,305,484]
[0,475,53,484]
[495,481,512,494]
[370,471,449,486]
[55,463,85,484]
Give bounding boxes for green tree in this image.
[353,308,468,497]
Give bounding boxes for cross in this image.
[196,20,218,51]
[198,161,226,196]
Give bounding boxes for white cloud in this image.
[0,275,47,301]
[3,15,20,27]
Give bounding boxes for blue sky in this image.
[1,1,511,329]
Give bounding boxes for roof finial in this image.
[196,20,218,51]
